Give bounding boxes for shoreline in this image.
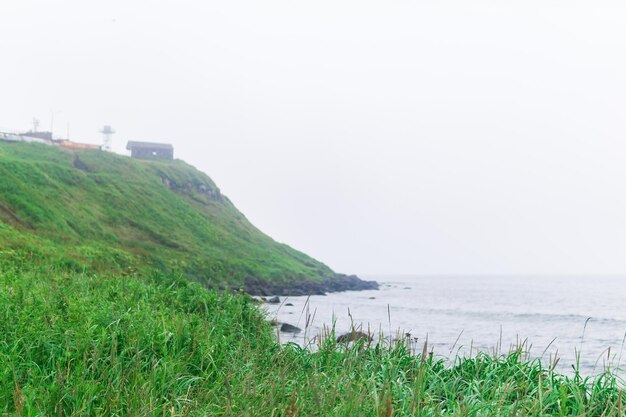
[241,274,379,296]
[261,276,626,378]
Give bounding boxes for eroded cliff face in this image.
[241,274,379,296]
[160,175,224,202]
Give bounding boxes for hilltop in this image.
[0,141,376,294]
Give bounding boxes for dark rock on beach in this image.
[337,331,372,343]
[267,296,281,304]
[280,323,302,333]
[241,274,379,296]
[285,302,294,306]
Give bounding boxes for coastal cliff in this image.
[0,141,376,294]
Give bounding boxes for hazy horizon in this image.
[2,1,626,276]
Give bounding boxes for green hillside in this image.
[0,141,334,288]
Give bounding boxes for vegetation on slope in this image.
[0,141,334,287]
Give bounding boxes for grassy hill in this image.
[0,141,338,290]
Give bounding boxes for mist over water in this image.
[265,275,626,376]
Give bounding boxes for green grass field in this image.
[1,264,624,416]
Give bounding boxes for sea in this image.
[263,275,626,377]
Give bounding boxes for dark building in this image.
[126,141,174,160]
[20,131,53,141]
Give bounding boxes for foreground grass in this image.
[1,267,624,416]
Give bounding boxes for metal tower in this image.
[100,125,115,151]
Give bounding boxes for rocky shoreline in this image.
[241,274,379,296]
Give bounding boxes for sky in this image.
[1,1,626,275]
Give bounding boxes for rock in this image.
[368,297,376,299]
[160,176,223,202]
[285,302,294,306]
[337,331,372,344]
[241,274,379,297]
[267,296,281,304]
[280,323,302,333]
[73,156,89,171]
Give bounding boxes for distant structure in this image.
[20,131,53,141]
[100,125,115,151]
[0,131,54,145]
[0,128,100,150]
[126,141,174,160]
[56,139,101,150]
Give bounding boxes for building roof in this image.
[126,141,173,150]
[56,140,101,150]
[21,131,53,140]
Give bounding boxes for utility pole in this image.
[50,109,61,137]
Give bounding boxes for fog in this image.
[2,1,626,275]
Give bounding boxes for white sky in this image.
[1,1,626,275]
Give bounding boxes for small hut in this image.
[126,141,174,160]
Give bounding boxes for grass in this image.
[1,141,625,415]
[1,263,624,416]
[0,141,334,287]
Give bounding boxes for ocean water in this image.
[263,275,626,376]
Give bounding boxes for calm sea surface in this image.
[263,275,626,376]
